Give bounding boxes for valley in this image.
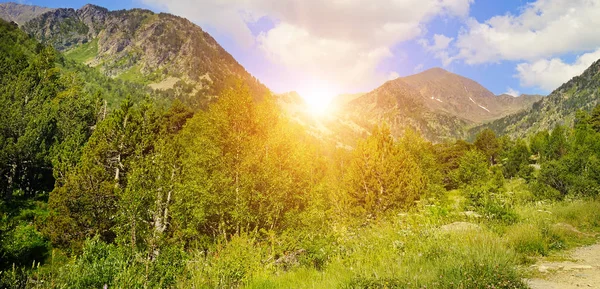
[1,2,600,289]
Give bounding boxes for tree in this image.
[502,139,531,179]
[547,125,568,160]
[591,104,600,133]
[434,139,472,189]
[455,150,490,186]
[46,98,161,249]
[172,84,317,245]
[530,131,549,161]
[474,129,500,165]
[344,125,425,217]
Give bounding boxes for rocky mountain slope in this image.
[340,68,541,142]
[0,2,53,25]
[399,68,542,123]
[471,59,600,139]
[7,3,268,107]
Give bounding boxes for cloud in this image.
[413,63,424,73]
[141,0,473,92]
[449,0,600,65]
[420,34,453,51]
[516,49,600,92]
[388,71,400,80]
[419,34,455,66]
[504,87,520,97]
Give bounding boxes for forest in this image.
[1,17,600,289]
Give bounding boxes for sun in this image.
[298,83,335,116]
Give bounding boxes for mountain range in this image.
[471,59,600,139]
[1,3,268,109]
[1,2,599,143]
[340,68,542,142]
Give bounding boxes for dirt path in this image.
[527,243,600,289]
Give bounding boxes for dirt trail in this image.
[527,243,600,289]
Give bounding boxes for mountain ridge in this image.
[1,2,269,108]
[339,67,542,142]
[0,2,53,25]
[471,59,600,139]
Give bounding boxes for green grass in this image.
[22,178,600,288]
[65,38,98,64]
[117,65,146,83]
[117,64,165,86]
[175,180,600,288]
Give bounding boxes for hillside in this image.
[275,69,542,144]
[0,2,53,25]
[339,68,541,142]
[400,68,538,123]
[11,3,268,107]
[471,59,600,139]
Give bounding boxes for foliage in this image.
[343,125,425,217]
[5,15,600,289]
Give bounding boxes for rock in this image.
[440,222,481,232]
[461,211,482,218]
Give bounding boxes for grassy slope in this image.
[64,38,98,64]
[177,179,600,289]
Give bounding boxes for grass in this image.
[117,64,166,86]
[23,179,600,288]
[174,180,600,288]
[65,38,98,64]
[117,65,146,83]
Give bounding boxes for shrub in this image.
[504,224,547,257]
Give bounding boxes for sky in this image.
[7,0,600,100]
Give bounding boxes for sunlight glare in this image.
[298,82,335,116]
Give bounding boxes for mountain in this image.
[339,68,541,142]
[471,59,600,139]
[0,2,53,25]
[393,68,542,123]
[12,3,268,107]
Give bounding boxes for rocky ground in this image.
[528,243,600,289]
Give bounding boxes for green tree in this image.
[47,99,161,249]
[455,150,490,186]
[590,104,600,132]
[547,125,568,160]
[474,128,501,165]
[434,140,472,189]
[172,84,317,245]
[530,131,549,161]
[502,139,532,179]
[344,125,425,217]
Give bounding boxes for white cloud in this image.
[420,34,453,51]
[449,0,600,65]
[419,34,455,66]
[413,64,424,73]
[141,0,473,92]
[388,71,400,80]
[504,87,520,97]
[516,49,600,91]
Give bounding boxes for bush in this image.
[181,234,266,288]
[1,224,48,268]
[504,224,547,257]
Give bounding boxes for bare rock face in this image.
[77,4,108,37]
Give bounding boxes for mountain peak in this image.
[420,67,449,75]
[0,2,54,25]
[78,4,109,13]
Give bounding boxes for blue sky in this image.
[7,0,600,99]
